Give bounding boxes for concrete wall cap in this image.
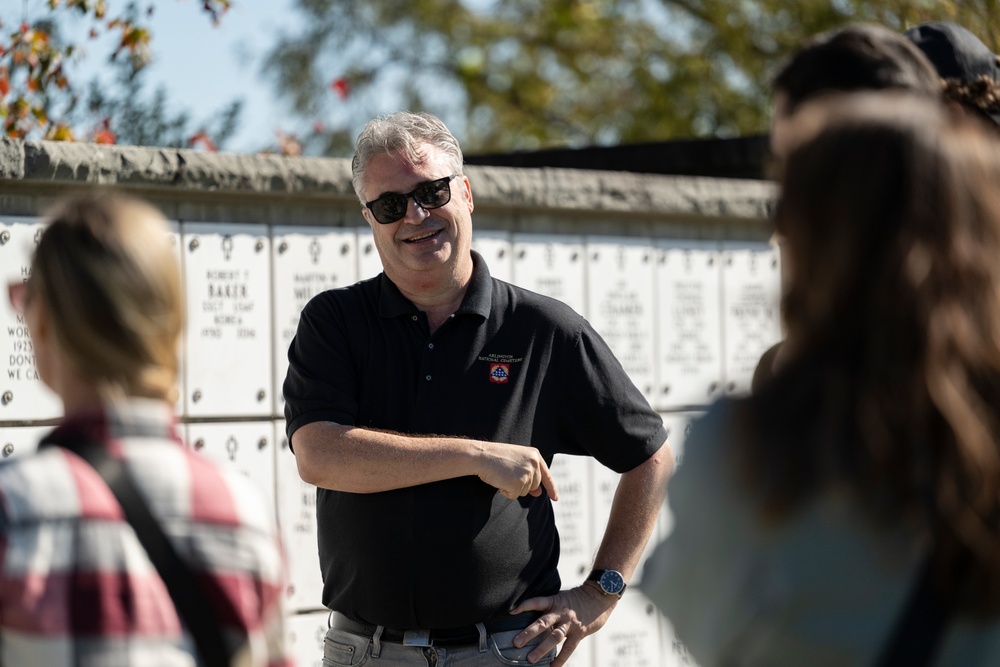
[0,139,775,220]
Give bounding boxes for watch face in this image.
[599,570,625,595]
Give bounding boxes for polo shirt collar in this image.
[377,250,493,320]
[456,251,492,318]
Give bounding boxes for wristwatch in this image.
[587,569,626,598]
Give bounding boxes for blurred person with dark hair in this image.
[769,22,942,159]
[753,22,944,393]
[905,21,1000,133]
[642,93,1000,665]
[0,193,291,666]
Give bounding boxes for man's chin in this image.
[401,241,452,262]
[385,252,452,277]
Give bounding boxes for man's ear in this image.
[361,206,376,230]
[462,175,474,214]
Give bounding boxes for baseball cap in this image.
[904,21,1000,126]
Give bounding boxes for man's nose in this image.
[400,195,431,224]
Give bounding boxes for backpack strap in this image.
[46,437,239,666]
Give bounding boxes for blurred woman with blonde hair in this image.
[643,93,1000,666]
[1,192,291,666]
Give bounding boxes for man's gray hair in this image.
[351,111,464,204]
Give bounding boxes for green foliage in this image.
[263,0,999,155]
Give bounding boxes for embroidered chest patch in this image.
[489,363,511,384]
[479,352,524,385]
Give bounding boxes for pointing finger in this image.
[541,463,558,501]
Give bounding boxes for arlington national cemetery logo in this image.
[479,352,524,385]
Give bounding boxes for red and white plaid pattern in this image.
[0,399,292,666]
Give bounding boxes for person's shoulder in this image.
[696,396,743,430]
[0,447,82,521]
[217,466,280,532]
[0,446,63,475]
[300,274,381,318]
[179,446,279,535]
[310,275,379,303]
[493,279,586,326]
[751,341,785,394]
[678,398,746,474]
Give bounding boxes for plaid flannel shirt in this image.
[0,399,292,666]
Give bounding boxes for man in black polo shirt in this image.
[283,111,672,666]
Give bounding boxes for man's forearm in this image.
[589,444,674,583]
[292,420,557,499]
[292,421,480,492]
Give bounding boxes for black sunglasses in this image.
[365,173,460,224]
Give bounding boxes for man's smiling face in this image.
[361,142,474,290]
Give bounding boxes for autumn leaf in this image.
[187,130,217,151]
[93,117,116,145]
[331,77,349,100]
[119,26,151,52]
[10,97,29,117]
[46,123,75,141]
[4,120,23,140]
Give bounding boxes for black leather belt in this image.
[331,611,540,647]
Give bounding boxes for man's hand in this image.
[508,583,617,666]
[476,441,559,501]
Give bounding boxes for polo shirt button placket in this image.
[424,342,434,382]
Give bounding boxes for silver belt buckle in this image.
[403,629,433,647]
